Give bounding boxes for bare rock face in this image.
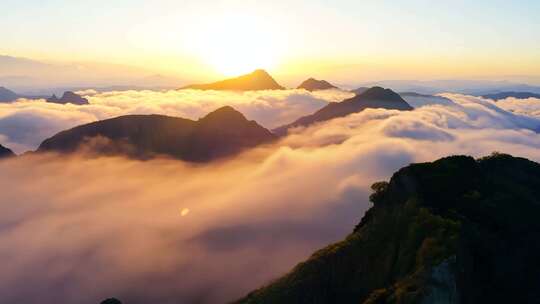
[38,106,276,162]
[297,78,338,91]
[181,69,285,91]
[47,91,89,105]
[274,87,413,135]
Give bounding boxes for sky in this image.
[1,0,540,83]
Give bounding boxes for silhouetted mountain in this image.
[47,91,89,105]
[181,69,285,91]
[297,78,338,91]
[235,153,540,304]
[274,87,413,135]
[38,106,275,161]
[0,144,15,158]
[351,87,370,95]
[100,298,122,304]
[482,91,540,101]
[0,87,19,102]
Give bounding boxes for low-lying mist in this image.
[1,92,540,303]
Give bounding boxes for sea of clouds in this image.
[1,89,540,303]
[0,89,352,153]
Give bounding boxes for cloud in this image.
[0,89,353,153]
[2,92,540,303]
[496,97,540,119]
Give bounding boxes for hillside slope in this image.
[234,153,540,304]
[274,87,412,135]
[38,106,276,162]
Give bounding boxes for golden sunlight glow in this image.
[193,14,282,76]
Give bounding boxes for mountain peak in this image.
[38,108,275,162]
[199,106,247,123]
[47,91,89,105]
[359,86,404,102]
[251,69,271,76]
[181,69,285,91]
[297,78,338,91]
[273,87,412,135]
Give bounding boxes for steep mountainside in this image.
[0,144,15,158]
[38,106,276,162]
[297,78,338,91]
[235,153,540,304]
[274,87,413,135]
[181,70,285,91]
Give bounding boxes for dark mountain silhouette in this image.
[0,144,15,158]
[0,87,19,102]
[235,153,540,304]
[38,106,275,162]
[482,91,540,101]
[181,69,285,91]
[100,298,122,304]
[47,91,89,105]
[274,87,413,135]
[351,86,370,95]
[297,78,338,91]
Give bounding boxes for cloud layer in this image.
[1,91,540,303]
[0,89,352,153]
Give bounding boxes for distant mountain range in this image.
[181,69,285,91]
[0,86,88,105]
[273,87,413,135]
[38,106,276,162]
[482,91,540,101]
[235,153,540,304]
[353,79,540,95]
[297,78,338,91]
[47,91,89,105]
[0,144,15,158]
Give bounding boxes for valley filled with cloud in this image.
[1,89,540,303]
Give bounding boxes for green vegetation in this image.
[234,153,540,303]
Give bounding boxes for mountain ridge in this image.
[181,69,285,91]
[482,91,540,101]
[297,78,338,91]
[47,91,89,105]
[273,87,413,135]
[38,106,276,162]
[234,153,540,304]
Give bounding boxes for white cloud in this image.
[496,97,540,118]
[0,89,353,153]
[1,91,540,303]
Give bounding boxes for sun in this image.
[194,14,282,76]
